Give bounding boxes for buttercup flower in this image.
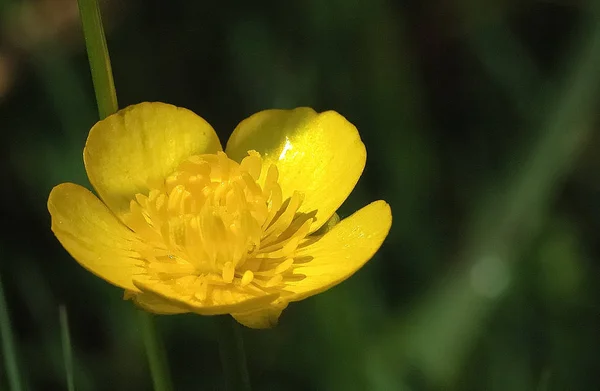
[48,102,392,328]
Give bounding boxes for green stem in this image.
[217,316,252,391]
[77,0,118,119]
[77,1,172,390]
[0,275,23,391]
[139,312,173,391]
[59,306,75,391]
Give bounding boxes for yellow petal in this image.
[128,291,189,315]
[133,276,279,316]
[48,183,144,291]
[84,102,222,219]
[225,108,366,232]
[231,301,288,329]
[284,200,392,301]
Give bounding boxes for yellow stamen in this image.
[123,151,313,304]
[241,270,254,287]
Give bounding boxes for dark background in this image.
[1,0,600,390]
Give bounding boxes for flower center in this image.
[124,151,313,300]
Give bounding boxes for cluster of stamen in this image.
[124,151,312,301]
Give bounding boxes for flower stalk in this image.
[139,312,173,391]
[76,1,172,390]
[217,316,252,391]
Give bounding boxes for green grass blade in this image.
[59,306,75,391]
[0,275,23,391]
[373,4,600,385]
[77,0,118,119]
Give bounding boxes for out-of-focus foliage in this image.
[1,0,600,390]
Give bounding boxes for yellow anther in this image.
[222,262,235,283]
[126,150,312,303]
[241,270,254,287]
[265,274,283,288]
[274,258,294,274]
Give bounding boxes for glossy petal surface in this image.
[225,108,366,232]
[284,200,392,301]
[48,102,392,328]
[48,183,144,291]
[84,102,222,219]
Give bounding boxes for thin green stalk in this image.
[138,312,173,391]
[59,305,75,391]
[217,316,252,391]
[0,275,23,391]
[77,0,118,119]
[77,1,172,390]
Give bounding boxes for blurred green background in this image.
[1,0,600,390]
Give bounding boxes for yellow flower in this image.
[48,102,392,328]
